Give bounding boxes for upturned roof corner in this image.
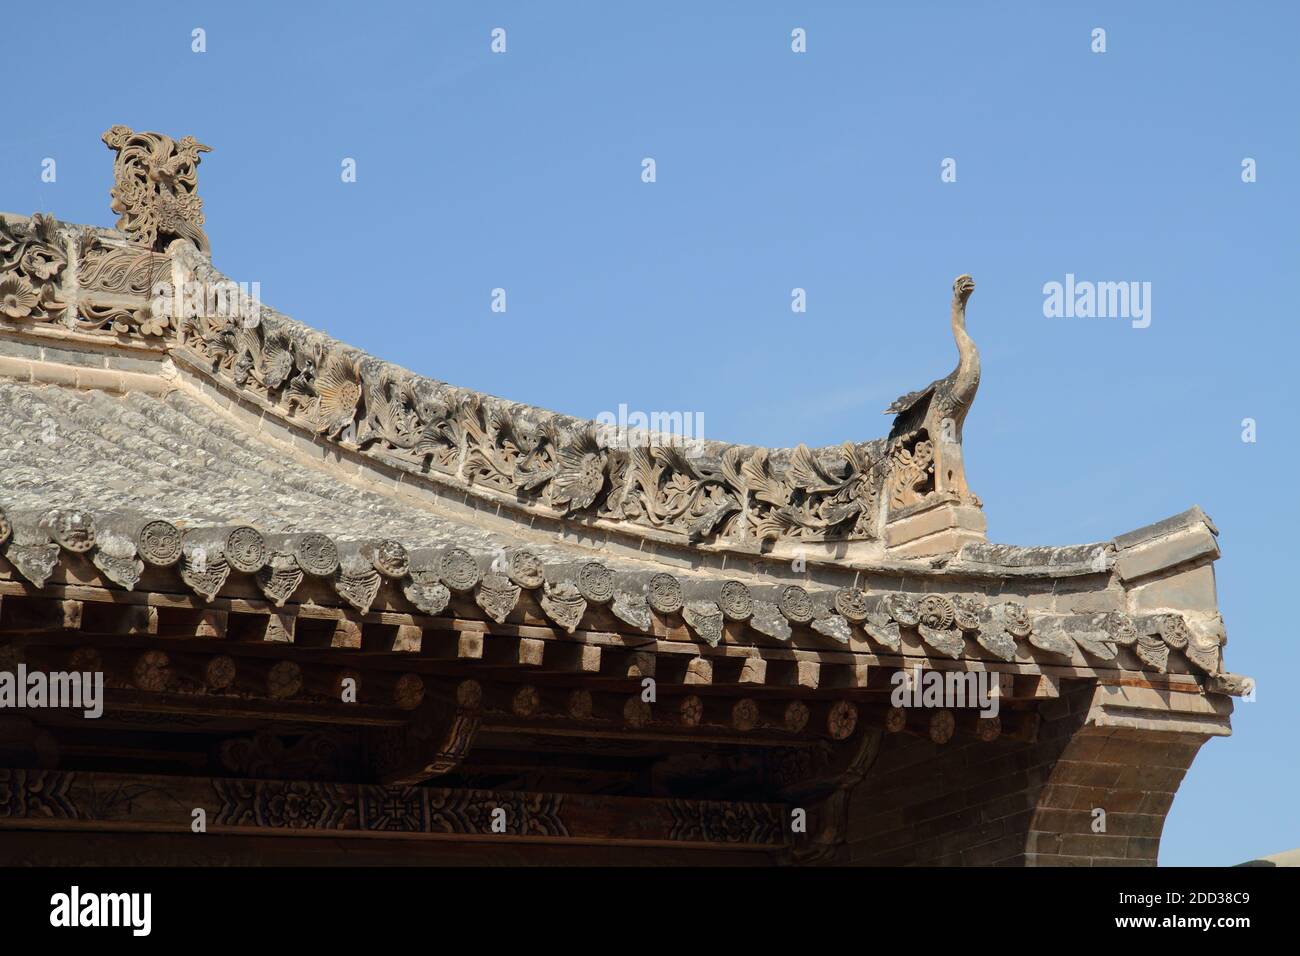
[0,126,1252,869]
[0,128,1247,701]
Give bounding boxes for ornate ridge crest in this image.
[1,128,991,550]
[102,125,211,254]
[4,133,987,555]
[0,218,977,548]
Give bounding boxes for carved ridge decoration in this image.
[0,129,217,342]
[76,231,171,297]
[882,274,982,508]
[1,212,176,339]
[102,126,211,255]
[74,230,173,337]
[172,273,904,546]
[5,134,986,551]
[0,214,68,327]
[1,209,983,550]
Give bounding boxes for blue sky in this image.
[4,1,1296,865]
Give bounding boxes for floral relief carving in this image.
[550,426,609,513]
[740,443,884,542]
[74,229,174,337]
[618,445,743,539]
[0,214,68,325]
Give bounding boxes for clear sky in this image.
[4,1,1296,866]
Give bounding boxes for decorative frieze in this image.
[0,769,788,848]
[2,496,1214,673]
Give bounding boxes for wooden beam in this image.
[480,637,545,668]
[173,652,237,692]
[155,606,226,639]
[623,696,652,729]
[540,642,601,674]
[731,698,760,731]
[238,659,303,699]
[372,679,483,785]
[132,650,173,693]
[929,709,955,745]
[768,659,820,690]
[420,630,483,661]
[483,683,541,718]
[0,596,82,632]
[599,649,655,680]
[685,657,712,685]
[79,602,157,636]
[0,768,789,849]
[820,662,870,690]
[1009,673,1060,700]
[392,624,423,653]
[330,619,362,650]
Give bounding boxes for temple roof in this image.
[0,129,1248,699]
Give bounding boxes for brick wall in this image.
[841,681,1211,866]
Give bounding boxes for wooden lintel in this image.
[0,768,788,849]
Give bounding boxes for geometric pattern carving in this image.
[0,769,77,820]
[666,798,783,845]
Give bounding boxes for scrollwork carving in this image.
[102,125,211,254]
